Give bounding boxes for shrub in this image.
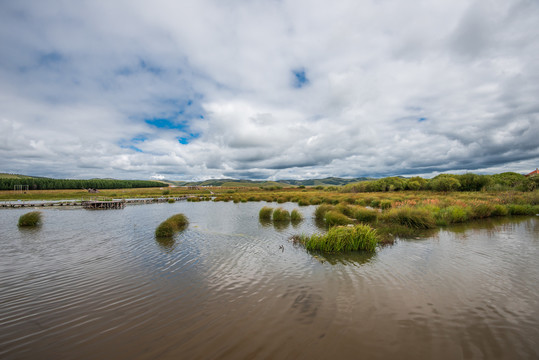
[352,207,378,223]
[314,204,334,221]
[291,209,303,222]
[370,199,381,208]
[324,210,355,226]
[383,207,436,229]
[297,224,379,252]
[18,211,42,227]
[273,208,291,221]
[155,213,189,238]
[259,206,273,220]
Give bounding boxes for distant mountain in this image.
[162,177,373,187]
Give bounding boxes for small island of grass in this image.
[155,213,189,238]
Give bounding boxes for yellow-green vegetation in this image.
[272,208,290,221]
[294,224,379,253]
[290,209,303,222]
[18,211,42,227]
[155,213,189,238]
[259,206,273,220]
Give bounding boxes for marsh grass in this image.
[168,198,176,203]
[352,206,378,223]
[324,210,355,226]
[259,206,273,220]
[290,209,303,222]
[314,204,334,221]
[272,207,291,221]
[155,213,189,238]
[296,224,379,253]
[382,207,436,229]
[18,211,42,227]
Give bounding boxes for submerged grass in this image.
[155,213,189,238]
[18,211,42,227]
[295,224,379,253]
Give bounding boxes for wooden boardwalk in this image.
[0,196,190,209]
[83,200,126,210]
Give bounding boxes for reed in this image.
[18,211,42,227]
[155,213,189,237]
[272,207,291,221]
[298,224,379,253]
[259,206,273,220]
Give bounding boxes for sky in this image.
[1,0,538,181]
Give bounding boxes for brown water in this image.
[1,202,538,359]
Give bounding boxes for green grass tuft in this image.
[272,207,291,221]
[155,213,189,238]
[383,207,436,229]
[324,210,355,226]
[290,209,303,222]
[352,206,378,223]
[18,211,42,227]
[314,204,334,221]
[297,224,379,253]
[259,206,273,220]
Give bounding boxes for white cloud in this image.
[0,0,538,180]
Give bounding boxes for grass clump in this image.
[155,213,189,238]
[314,204,334,221]
[291,209,303,222]
[18,211,42,227]
[296,224,379,253]
[259,206,273,220]
[168,198,176,203]
[273,207,291,221]
[383,207,436,229]
[507,204,535,215]
[352,207,378,223]
[324,210,355,226]
[436,206,469,225]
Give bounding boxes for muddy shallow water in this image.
[1,202,538,359]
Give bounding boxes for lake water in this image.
[1,202,538,359]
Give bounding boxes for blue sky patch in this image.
[292,68,309,88]
[145,118,188,131]
[178,133,200,145]
[418,117,427,122]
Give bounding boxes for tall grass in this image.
[352,207,378,223]
[324,210,355,226]
[290,209,303,222]
[155,213,189,237]
[382,207,436,229]
[273,208,291,221]
[18,211,42,227]
[314,204,334,221]
[259,206,273,220]
[296,224,379,253]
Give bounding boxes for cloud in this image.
[0,0,538,180]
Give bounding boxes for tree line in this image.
[0,178,167,191]
[340,172,539,193]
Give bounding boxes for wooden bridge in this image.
[0,196,191,209]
